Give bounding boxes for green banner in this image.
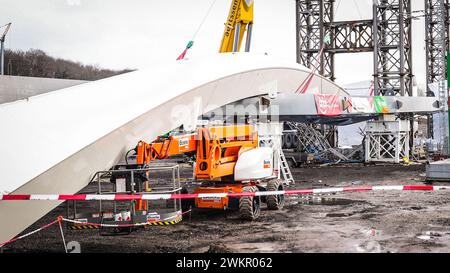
[374,96,389,113]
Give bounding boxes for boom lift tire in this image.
[266,179,285,210]
[239,186,261,220]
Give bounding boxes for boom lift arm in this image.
[219,0,254,53]
[136,125,258,180]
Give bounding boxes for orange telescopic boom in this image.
[136,125,258,180]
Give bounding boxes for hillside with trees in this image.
[4,49,133,81]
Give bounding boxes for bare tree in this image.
[4,49,133,80]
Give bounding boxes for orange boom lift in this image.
[134,124,285,220]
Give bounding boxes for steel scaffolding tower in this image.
[296,0,374,81]
[296,0,415,158]
[296,0,374,148]
[425,0,449,154]
[296,0,375,148]
[425,0,449,87]
[296,0,335,80]
[296,0,412,96]
[373,0,413,96]
[296,0,450,157]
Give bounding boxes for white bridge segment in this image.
[0,53,345,242]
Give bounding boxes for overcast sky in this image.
[1,0,427,87]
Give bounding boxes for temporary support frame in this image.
[364,119,410,163]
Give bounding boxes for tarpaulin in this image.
[347,97,375,113]
[314,94,342,116]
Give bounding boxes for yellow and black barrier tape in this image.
[67,224,100,230]
[66,215,183,230]
[145,216,182,227]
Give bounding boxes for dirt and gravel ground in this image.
[3,163,450,253]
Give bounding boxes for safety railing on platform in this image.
[65,164,183,233]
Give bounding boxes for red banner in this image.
[314,94,342,116]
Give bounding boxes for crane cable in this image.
[177,0,219,60]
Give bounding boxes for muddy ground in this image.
[3,163,450,253]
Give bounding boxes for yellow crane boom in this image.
[219,0,254,53]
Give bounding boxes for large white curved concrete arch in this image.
[0,53,346,242]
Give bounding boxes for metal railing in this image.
[66,164,182,227]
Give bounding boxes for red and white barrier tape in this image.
[0,210,191,248]
[0,217,62,248]
[1,185,449,201]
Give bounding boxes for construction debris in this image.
[283,122,363,165]
[426,159,450,182]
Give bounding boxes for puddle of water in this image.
[290,197,364,206]
[326,212,353,217]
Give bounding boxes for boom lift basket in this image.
[65,164,182,235]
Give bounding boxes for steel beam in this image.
[328,20,374,53]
